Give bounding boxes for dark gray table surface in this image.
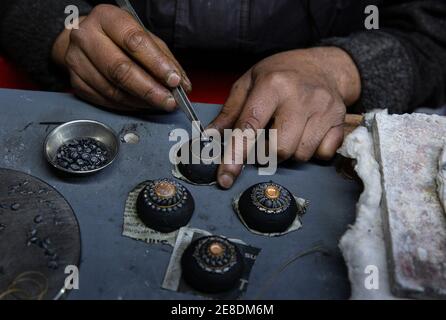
[0,88,361,300]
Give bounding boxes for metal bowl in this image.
[44,120,119,175]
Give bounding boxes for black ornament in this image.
[136,178,194,233]
[237,182,298,233]
[181,236,244,293]
[176,138,222,185]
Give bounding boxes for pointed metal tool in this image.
[172,86,208,139]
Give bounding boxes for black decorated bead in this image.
[237,182,298,233]
[176,138,222,185]
[136,178,194,233]
[181,236,244,293]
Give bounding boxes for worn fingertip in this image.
[163,95,177,112]
[166,71,181,87]
[218,172,234,189]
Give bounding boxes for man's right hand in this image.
[51,4,191,112]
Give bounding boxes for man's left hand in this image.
[208,47,361,189]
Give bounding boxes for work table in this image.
[0,88,360,299]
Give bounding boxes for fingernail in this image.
[167,72,181,87]
[165,95,177,109]
[219,173,234,189]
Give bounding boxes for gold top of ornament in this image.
[265,185,280,199]
[154,181,177,198]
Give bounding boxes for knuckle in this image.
[220,104,237,119]
[141,87,161,104]
[239,106,263,131]
[123,28,147,53]
[108,60,133,85]
[239,116,260,131]
[152,34,169,50]
[64,51,78,70]
[91,4,113,16]
[311,87,335,108]
[263,72,289,88]
[230,80,244,94]
[69,28,86,45]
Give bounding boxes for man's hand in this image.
[51,4,191,112]
[209,47,361,189]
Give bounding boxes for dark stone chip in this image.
[29,236,39,244]
[47,261,59,270]
[34,215,43,224]
[45,248,56,256]
[55,137,110,172]
[70,164,80,171]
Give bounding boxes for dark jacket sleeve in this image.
[322,1,446,114]
[0,0,93,90]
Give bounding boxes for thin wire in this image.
[254,243,331,300]
[0,271,48,300]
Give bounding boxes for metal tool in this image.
[115,0,208,139]
[172,87,208,139]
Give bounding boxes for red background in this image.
[0,55,239,105]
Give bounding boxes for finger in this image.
[270,100,308,162]
[151,34,192,91]
[74,30,176,110]
[233,77,280,131]
[294,115,332,162]
[70,71,141,112]
[315,125,344,160]
[99,7,183,88]
[208,72,251,132]
[217,78,280,189]
[65,45,151,109]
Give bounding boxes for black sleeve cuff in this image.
[0,0,93,90]
[321,31,414,114]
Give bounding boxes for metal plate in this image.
[0,168,81,300]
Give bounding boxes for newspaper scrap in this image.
[122,181,179,247]
[232,193,309,237]
[162,227,261,299]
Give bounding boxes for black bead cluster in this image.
[250,182,291,214]
[192,236,237,274]
[55,138,109,171]
[142,179,187,212]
